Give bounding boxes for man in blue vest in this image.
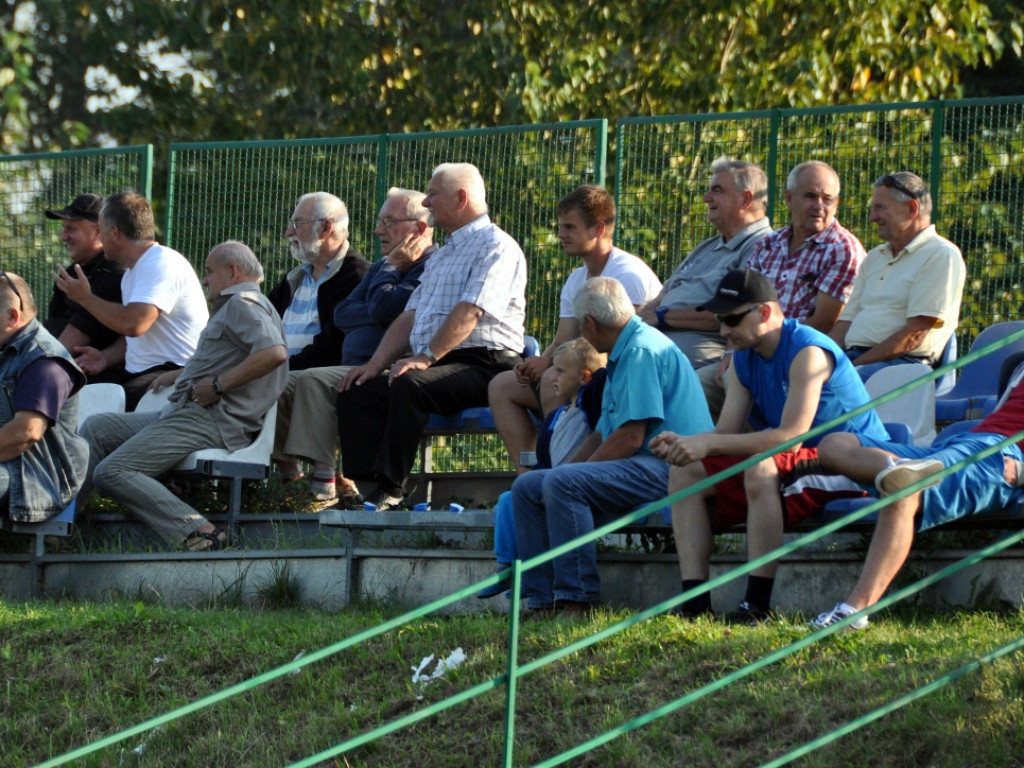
[0,272,88,524]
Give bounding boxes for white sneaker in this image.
[875,459,944,497]
[812,602,869,630]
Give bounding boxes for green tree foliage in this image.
[2,0,1022,152]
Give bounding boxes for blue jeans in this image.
[492,490,516,563]
[512,453,669,608]
[844,348,932,382]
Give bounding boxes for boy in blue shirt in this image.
[478,338,605,598]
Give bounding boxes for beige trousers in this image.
[273,366,353,468]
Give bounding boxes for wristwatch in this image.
[418,345,438,365]
[654,306,670,330]
[212,376,223,395]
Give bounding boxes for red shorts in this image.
[701,448,868,532]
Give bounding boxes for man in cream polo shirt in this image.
[829,171,965,382]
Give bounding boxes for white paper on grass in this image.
[411,647,467,695]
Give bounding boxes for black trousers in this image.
[337,347,520,492]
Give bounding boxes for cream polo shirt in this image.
[839,225,965,360]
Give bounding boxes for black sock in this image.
[743,575,775,612]
[681,579,711,616]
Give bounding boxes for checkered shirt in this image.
[747,219,865,320]
[407,214,526,352]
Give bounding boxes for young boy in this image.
[478,338,606,599]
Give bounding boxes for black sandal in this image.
[182,527,228,552]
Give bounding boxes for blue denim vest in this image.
[0,319,88,522]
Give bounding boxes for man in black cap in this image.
[650,268,889,623]
[44,194,125,359]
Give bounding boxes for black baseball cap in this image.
[699,268,778,314]
[45,194,104,222]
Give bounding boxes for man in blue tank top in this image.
[651,269,889,623]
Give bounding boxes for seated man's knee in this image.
[817,432,857,467]
[488,369,516,402]
[744,456,779,495]
[669,462,706,493]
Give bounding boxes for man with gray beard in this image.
[269,192,369,371]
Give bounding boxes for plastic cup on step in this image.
[449,503,465,514]
[413,503,430,512]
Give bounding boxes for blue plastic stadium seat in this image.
[935,322,1024,422]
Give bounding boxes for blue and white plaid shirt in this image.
[407,215,526,353]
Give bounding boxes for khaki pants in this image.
[273,366,353,468]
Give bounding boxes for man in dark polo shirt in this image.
[43,194,125,360]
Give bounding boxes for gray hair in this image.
[385,187,430,220]
[572,277,635,328]
[710,156,768,211]
[0,271,36,317]
[786,161,841,194]
[297,192,350,240]
[431,163,488,213]
[210,240,264,284]
[874,171,933,221]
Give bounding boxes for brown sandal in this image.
[182,527,228,552]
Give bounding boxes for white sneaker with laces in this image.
[875,458,943,497]
[812,602,869,630]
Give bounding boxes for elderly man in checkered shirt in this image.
[747,161,865,333]
[337,163,527,510]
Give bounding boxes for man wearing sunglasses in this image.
[651,268,889,624]
[828,172,965,381]
[0,272,88,525]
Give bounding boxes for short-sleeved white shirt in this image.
[121,244,209,372]
[558,248,662,316]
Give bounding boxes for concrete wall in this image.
[3,548,1023,616]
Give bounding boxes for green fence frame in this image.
[0,145,153,311]
[615,97,1024,349]
[32,329,1024,768]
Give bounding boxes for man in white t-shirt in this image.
[488,185,662,473]
[52,192,208,410]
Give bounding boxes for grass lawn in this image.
[1,599,1022,768]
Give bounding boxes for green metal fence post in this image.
[930,98,945,219]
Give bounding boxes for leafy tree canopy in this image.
[1,0,1022,152]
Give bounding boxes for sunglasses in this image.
[716,303,762,327]
[0,271,23,309]
[878,174,925,200]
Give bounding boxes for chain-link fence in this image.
[616,98,1024,346]
[0,146,152,309]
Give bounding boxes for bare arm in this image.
[0,411,49,462]
[828,319,850,348]
[802,291,845,334]
[339,310,416,390]
[568,420,649,464]
[846,315,940,366]
[54,264,160,337]
[638,294,719,332]
[652,347,831,464]
[387,301,485,382]
[190,345,288,405]
[56,325,92,354]
[515,316,579,384]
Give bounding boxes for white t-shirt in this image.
[558,248,662,317]
[122,244,209,372]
